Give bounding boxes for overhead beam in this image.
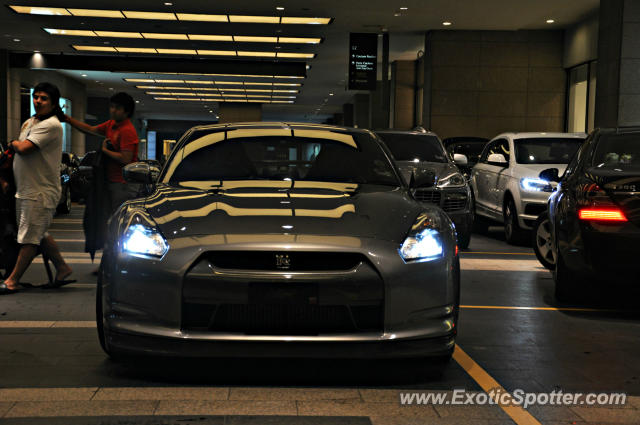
[8,53,307,77]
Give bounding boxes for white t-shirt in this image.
[14,115,63,209]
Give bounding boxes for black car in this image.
[442,137,489,178]
[540,127,640,301]
[376,130,473,249]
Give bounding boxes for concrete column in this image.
[218,103,261,123]
[391,60,417,130]
[595,0,640,127]
[343,103,354,127]
[353,93,370,128]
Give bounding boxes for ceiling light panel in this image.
[280,17,331,24]
[10,6,69,15]
[122,11,176,20]
[143,32,189,40]
[229,15,280,24]
[234,36,278,43]
[72,45,116,52]
[176,13,228,22]
[278,37,322,44]
[187,34,233,41]
[67,8,124,18]
[237,51,276,57]
[44,28,96,36]
[94,31,142,38]
[115,47,157,53]
[197,50,237,56]
[156,48,197,54]
[276,52,315,58]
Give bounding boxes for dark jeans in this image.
[107,182,141,215]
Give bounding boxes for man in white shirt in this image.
[0,83,73,295]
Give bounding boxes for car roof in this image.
[185,121,372,135]
[493,132,587,140]
[374,130,440,138]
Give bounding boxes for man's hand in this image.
[101,138,111,153]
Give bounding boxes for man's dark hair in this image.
[33,82,65,121]
[110,92,135,118]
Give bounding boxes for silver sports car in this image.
[98,123,460,360]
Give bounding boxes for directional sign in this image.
[348,33,378,90]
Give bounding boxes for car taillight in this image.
[578,208,628,222]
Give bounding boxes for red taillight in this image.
[578,208,628,222]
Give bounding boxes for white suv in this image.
[470,132,586,244]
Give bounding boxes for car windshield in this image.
[162,129,400,187]
[377,133,448,163]
[514,138,583,164]
[593,133,640,169]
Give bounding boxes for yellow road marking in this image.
[0,321,96,328]
[453,345,542,425]
[460,305,612,312]
[462,251,535,256]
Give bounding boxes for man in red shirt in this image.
[65,92,140,213]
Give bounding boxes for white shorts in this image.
[16,198,55,245]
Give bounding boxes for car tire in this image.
[554,252,580,303]
[503,198,527,245]
[57,186,71,215]
[96,276,117,359]
[532,212,556,270]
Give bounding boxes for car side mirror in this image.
[410,170,437,188]
[123,162,157,184]
[539,168,560,183]
[487,153,508,167]
[453,153,468,166]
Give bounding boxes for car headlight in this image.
[437,172,466,188]
[122,223,168,258]
[520,178,553,192]
[399,213,444,262]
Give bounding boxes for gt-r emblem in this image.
[275,254,291,270]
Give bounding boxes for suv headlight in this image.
[520,178,553,192]
[122,223,168,258]
[399,213,444,262]
[437,172,466,188]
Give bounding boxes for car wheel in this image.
[96,276,115,358]
[532,212,555,270]
[57,186,71,215]
[504,198,527,245]
[554,252,580,303]
[457,230,471,250]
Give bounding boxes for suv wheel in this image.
[533,212,555,270]
[504,198,527,245]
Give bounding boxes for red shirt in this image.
[97,118,139,183]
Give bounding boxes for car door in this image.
[472,140,500,214]
[490,138,512,212]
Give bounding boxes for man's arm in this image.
[64,115,105,137]
[101,139,134,165]
[10,139,38,155]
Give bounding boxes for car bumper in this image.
[559,223,640,284]
[100,234,459,359]
[518,190,553,229]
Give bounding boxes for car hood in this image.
[396,161,460,187]
[142,181,424,243]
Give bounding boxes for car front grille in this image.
[413,189,468,212]
[206,251,365,271]
[181,254,385,335]
[413,189,442,204]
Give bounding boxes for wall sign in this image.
[348,33,378,90]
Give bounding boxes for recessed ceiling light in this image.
[34,50,40,53]
[13,38,20,42]
[122,11,176,20]
[68,8,124,18]
[229,15,280,24]
[176,13,228,22]
[329,93,334,96]
[44,28,96,37]
[442,21,452,26]
[164,2,173,5]
[400,7,408,10]
[95,30,142,38]
[135,100,140,103]
[394,13,401,17]
[9,6,69,15]
[276,7,285,11]
[546,19,555,23]
[281,17,331,24]
[81,74,87,77]
[109,87,114,90]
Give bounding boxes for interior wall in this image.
[564,12,599,68]
[7,68,86,154]
[218,104,261,123]
[426,30,566,139]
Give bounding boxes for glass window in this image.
[377,133,448,163]
[514,138,584,164]
[165,132,400,187]
[567,64,588,133]
[592,133,640,169]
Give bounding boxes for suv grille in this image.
[443,197,467,212]
[413,189,441,204]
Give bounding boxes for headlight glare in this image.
[438,172,466,188]
[520,178,552,192]
[400,228,443,261]
[122,224,168,258]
